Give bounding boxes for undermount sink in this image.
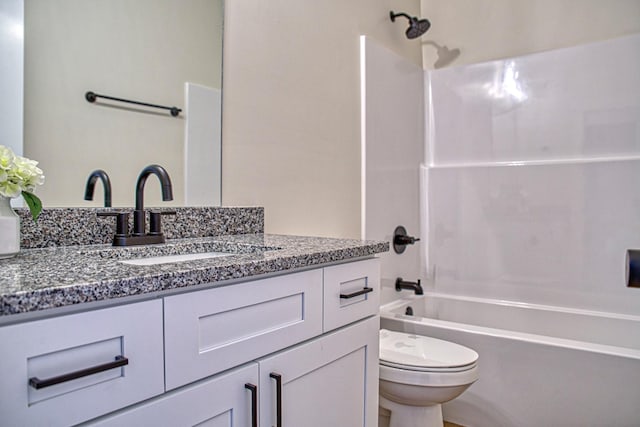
[78,238,281,266]
[119,251,233,266]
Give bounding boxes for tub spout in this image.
[396,278,423,295]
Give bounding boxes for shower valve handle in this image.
[394,235,420,245]
[393,225,420,254]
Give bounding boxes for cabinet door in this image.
[259,316,379,427]
[84,363,259,427]
[164,269,323,390]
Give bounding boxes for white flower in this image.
[0,180,21,198]
[12,156,45,193]
[0,146,15,171]
[0,145,45,221]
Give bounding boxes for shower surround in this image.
[426,33,640,315]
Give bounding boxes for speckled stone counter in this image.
[0,234,388,319]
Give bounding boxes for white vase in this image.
[0,196,20,259]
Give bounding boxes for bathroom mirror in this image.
[6,0,224,208]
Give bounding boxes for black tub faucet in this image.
[395,277,424,295]
[133,164,173,236]
[84,169,112,207]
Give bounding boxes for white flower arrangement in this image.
[0,145,45,221]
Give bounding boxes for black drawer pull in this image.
[245,383,258,427]
[340,287,373,299]
[28,355,129,390]
[270,372,282,427]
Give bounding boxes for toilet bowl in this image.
[379,329,479,427]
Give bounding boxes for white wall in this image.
[222,0,422,238]
[361,37,424,303]
[24,0,223,207]
[420,0,640,69]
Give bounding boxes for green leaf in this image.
[21,191,42,222]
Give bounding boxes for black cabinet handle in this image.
[245,383,258,427]
[340,287,373,299]
[28,356,129,390]
[270,372,282,427]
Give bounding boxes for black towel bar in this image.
[85,91,181,117]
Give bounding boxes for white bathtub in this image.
[380,292,640,427]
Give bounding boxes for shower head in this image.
[390,11,431,39]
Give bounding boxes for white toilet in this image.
[379,329,479,427]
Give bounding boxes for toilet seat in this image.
[379,329,478,377]
[380,359,476,373]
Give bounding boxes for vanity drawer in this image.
[323,258,380,332]
[0,300,164,427]
[164,269,323,390]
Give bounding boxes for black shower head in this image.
[390,10,431,39]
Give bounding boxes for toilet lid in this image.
[379,329,478,370]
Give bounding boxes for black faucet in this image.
[133,164,173,236]
[98,165,175,246]
[395,277,423,295]
[84,169,112,207]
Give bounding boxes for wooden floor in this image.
[444,422,465,427]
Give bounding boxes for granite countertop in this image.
[0,234,388,318]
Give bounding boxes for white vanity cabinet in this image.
[159,258,379,426]
[91,317,378,427]
[0,258,380,426]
